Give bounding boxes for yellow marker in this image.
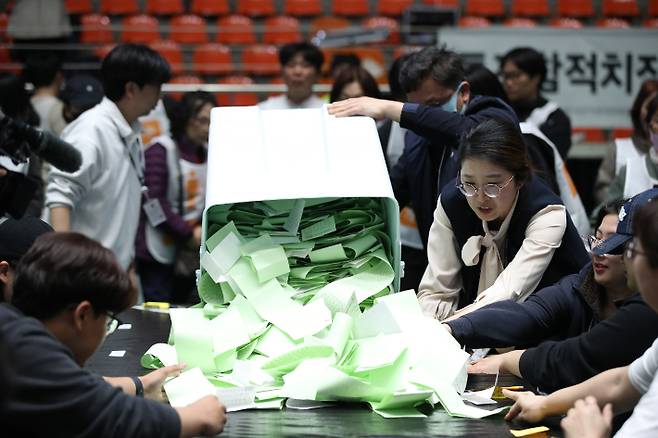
[509,426,549,437]
[144,301,170,310]
[492,385,524,400]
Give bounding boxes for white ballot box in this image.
[202,106,401,291]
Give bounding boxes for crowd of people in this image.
[0,28,658,437]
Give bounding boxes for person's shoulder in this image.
[258,95,286,109]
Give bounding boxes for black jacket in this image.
[391,95,520,249]
[447,263,610,348]
[512,96,572,159]
[0,304,181,438]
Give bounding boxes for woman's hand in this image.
[561,396,612,438]
[504,390,549,423]
[141,364,186,400]
[468,355,505,374]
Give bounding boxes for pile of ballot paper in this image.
[141,197,506,419]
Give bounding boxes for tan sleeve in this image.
[417,197,463,321]
[594,142,617,205]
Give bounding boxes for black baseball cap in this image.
[0,216,53,263]
[593,188,658,255]
[60,74,104,110]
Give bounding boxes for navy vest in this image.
[440,175,589,308]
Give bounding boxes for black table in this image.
[86,309,562,437]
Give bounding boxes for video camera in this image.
[0,114,82,218]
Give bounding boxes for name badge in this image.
[143,198,166,227]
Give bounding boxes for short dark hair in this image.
[388,53,413,101]
[500,47,547,87]
[465,63,508,103]
[458,118,532,184]
[169,91,216,140]
[101,43,171,102]
[278,42,324,72]
[329,66,381,103]
[645,93,658,131]
[633,201,658,269]
[12,233,135,320]
[23,53,61,88]
[399,46,464,94]
[595,199,625,231]
[631,79,658,139]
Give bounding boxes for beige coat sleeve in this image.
[417,198,463,321]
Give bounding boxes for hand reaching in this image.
[468,355,503,374]
[327,97,403,121]
[141,364,186,401]
[504,390,548,423]
[561,396,612,438]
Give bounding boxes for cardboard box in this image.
[203,106,401,291]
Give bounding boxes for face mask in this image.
[441,82,464,113]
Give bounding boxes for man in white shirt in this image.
[258,42,325,110]
[46,44,171,270]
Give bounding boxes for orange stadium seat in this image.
[362,16,400,44]
[284,0,323,17]
[377,0,414,16]
[94,43,116,60]
[216,15,257,44]
[65,0,93,14]
[332,0,369,17]
[100,0,140,15]
[236,0,276,17]
[150,40,183,74]
[612,127,633,138]
[650,0,658,16]
[557,0,594,17]
[422,0,459,6]
[644,18,658,27]
[170,14,209,44]
[241,45,280,76]
[121,14,160,43]
[602,0,639,17]
[146,0,184,15]
[263,16,302,44]
[192,43,234,75]
[393,46,421,61]
[80,14,114,44]
[511,0,550,17]
[309,16,351,35]
[191,0,231,16]
[596,17,631,27]
[504,17,538,27]
[458,16,491,27]
[465,0,505,17]
[0,13,9,40]
[549,17,584,28]
[217,75,259,106]
[573,127,606,143]
[167,74,203,100]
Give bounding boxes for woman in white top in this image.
[502,192,658,438]
[418,119,588,321]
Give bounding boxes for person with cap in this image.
[0,216,53,303]
[498,190,658,438]
[468,188,658,394]
[50,74,104,136]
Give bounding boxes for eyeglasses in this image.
[105,312,124,335]
[625,240,648,260]
[584,235,618,257]
[457,174,515,198]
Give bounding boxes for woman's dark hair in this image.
[388,53,413,101]
[645,93,658,133]
[329,66,381,103]
[278,42,324,72]
[500,47,547,87]
[23,52,62,88]
[465,63,508,103]
[458,118,532,184]
[0,73,39,126]
[101,43,171,102]
[595,199,625,231]
[399,46,464,95]
[631,79,658,139]
[12,233,135,320]
[169,91,216,140]
[633,200,658,269]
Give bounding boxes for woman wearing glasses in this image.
[417,118,588,321]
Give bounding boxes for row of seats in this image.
[70,12,658,49]
[62,0,658,19]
